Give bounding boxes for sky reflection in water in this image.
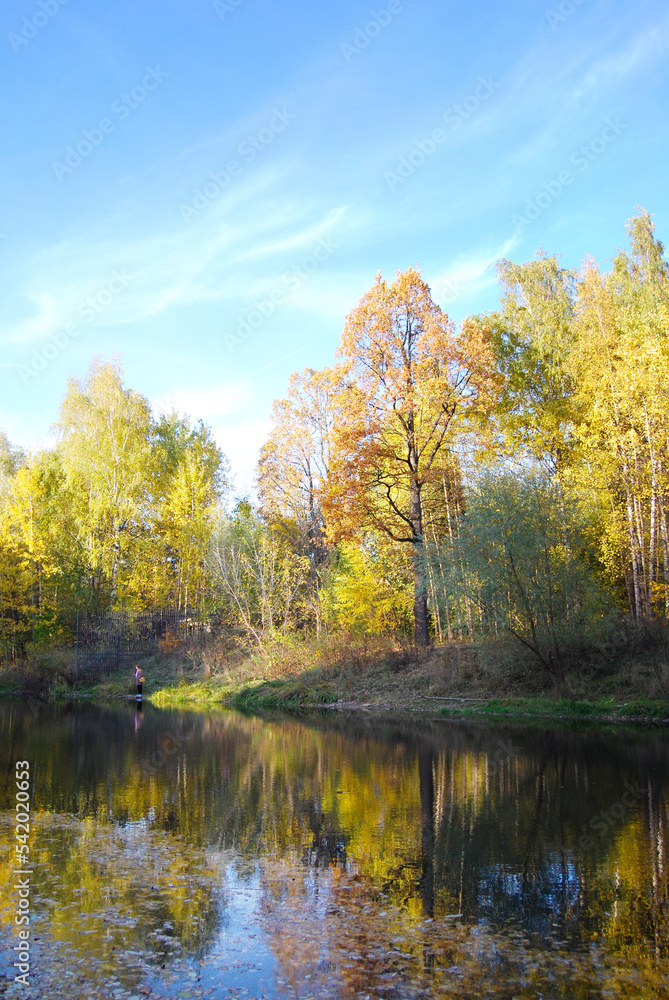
[0,700,668,999]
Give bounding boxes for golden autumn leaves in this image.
[2,208,667,660]
[258,209,669,658]
[259,267,501,645]
[0,360,226,650]
[328,268,500,539]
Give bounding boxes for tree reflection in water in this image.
[0,701,667,998]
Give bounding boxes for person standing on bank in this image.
[134,664,145,698]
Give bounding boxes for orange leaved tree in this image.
[323,267,499,646]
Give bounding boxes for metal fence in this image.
[74,608,207,678]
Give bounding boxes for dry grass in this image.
[2,622,668,715]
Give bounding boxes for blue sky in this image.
[1,0,667,496]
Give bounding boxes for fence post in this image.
[75,611,79,684]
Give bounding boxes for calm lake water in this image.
[0,701,668,999]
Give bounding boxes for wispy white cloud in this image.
[429,235,519,307]
[236,206,347,262]
[177,93,299,165]
[2,163,351,348]
[494,20,668,173]
[152,384,255,422]
[249,347,306,377]
[570,17,669,101]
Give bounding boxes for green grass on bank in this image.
[439,696,669,723]
[227,676,338,711]
[1,631,668,725]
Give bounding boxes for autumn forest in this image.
[2,208,668,686]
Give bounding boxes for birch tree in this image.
[56,358,153,606]
[572,210,669,617]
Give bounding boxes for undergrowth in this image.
[0,625,667,723]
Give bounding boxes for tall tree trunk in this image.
[410,478,429,646]
[660,501,669,614]
[626,488,643,617]
[425,552,442,642]
[418,744,435,917]
[412,542,430,646]
[110,523,120,604]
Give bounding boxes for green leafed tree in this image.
[55,358,153,608]
[482,252,578,476]
[450,472,612,683]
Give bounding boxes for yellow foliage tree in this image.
[571,210,669,616]
[323,267,500,645]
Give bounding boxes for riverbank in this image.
[2,633,668,725]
